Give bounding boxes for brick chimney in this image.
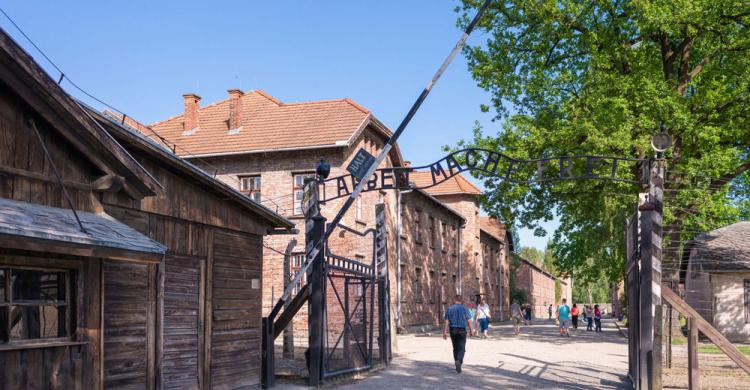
[182,93,201,131]
[227,89,244,130]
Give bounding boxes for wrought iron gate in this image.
[319,217,389,379]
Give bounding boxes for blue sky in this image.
[0,0,557,250]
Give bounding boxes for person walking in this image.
[557,298,571,337]
[511,300,522,335]
[571,303,579,329]
[524,304,532,325]
[585,305,594,331]
[468,303,477,337]
[548,303,553,320]
[594,304,602,332]
[476,299,491,338]
[443,294,474,373]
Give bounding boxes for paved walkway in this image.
[337,318,630,389]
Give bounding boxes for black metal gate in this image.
[322,252,376,377]
[319,218,389,379]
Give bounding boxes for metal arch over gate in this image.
[320,148,648,202]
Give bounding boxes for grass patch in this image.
[671,337,750,355]
[672,336,687,345]
[697,345,750,355]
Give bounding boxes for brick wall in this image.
[516,259,556,318]
[397,190,463,332]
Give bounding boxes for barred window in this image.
[0,268,72,343]
[239,175,261,203]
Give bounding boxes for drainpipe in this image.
[396,189,411,332]
[457,223,464,295]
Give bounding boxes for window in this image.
[415,268,422,302]
[745,280,750,323]
[429,271,435,303]
[290,254,307,295]
[293,173,316,215]
[414,210,422,243]
[441,221,448,251]
[355,195,363,221]
[239,175,261,202]
[452,225,458,255]
[0,268,71,343]
[428,217,436,248]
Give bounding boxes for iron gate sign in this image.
[325,148,646,201]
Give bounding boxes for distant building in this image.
[684,221,750,343]
[514,255,556,319]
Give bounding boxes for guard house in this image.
[0,27,293,389]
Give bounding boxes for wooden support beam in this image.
[688,317,699,390]
[662,286,750,374]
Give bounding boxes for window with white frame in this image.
[355,195,363,221]
[293,173,316,215]
[290,254,306,295]
[239,175,261,202]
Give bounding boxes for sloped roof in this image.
[0,28,161,198]
[686,221,750,272]
[409,171,482,196]
[406,189,466,223]
[0,197,165,261]
[90,107,294,230]
[480,216,506,243]
[147,90,401,165]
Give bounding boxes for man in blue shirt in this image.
[443,294,474,373]
[557,298,571,337]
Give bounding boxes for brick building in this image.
[410,172,509,321]
[480,217,511,320]
[396,189,465,333]
[135,88,510,340]
[138,89,403,348]
[514,255,557,319]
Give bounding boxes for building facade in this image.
[142,88,510,341]
[684,222,750,343]
[409,172,509,320]
[514,256,557,319]
[396,189,465,333]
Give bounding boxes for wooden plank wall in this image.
[210,231,263,389]
[102,261,156,390]
[0,82,99,212]
[162,255,203,390]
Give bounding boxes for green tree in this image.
[456,0,750,282]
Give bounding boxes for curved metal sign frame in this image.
[320,148,647,202]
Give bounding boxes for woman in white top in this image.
[476,299,491,338]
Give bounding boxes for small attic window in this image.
[182,127,198,136]
[228,126,243,135]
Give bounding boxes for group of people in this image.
[556,300,604,335]
[443,295,608,374]
[466,299,492,338]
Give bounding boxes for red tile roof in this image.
[480,216,506,242]
[146,89,395,158]
[409,171,482,196]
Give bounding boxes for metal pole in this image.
[396,190,403,331]
[638,157,665,390]
[275,0,493,309]
[307,213,326,386]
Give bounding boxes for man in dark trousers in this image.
[442,294,474,373]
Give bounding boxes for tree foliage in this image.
[455,0,750,281]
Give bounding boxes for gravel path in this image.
[278,318,630,389]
